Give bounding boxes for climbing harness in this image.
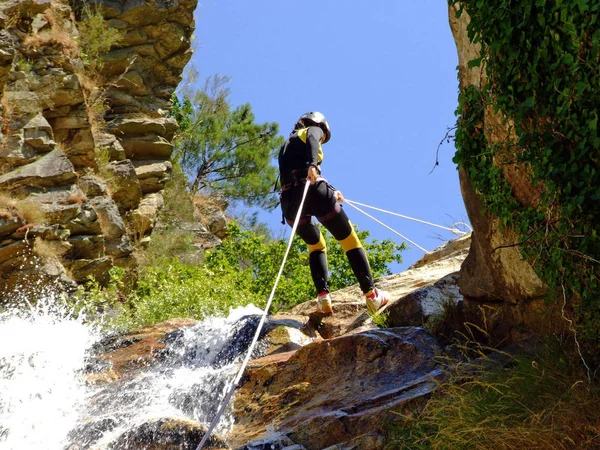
[196,180,311,450]
[344,198,471,255]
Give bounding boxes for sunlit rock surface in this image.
[0,0,197,300]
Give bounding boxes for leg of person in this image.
[312,182,389,312]
[281,185,332,314]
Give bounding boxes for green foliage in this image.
[451,1,600,340]
[77,3,122,74]
[385,349,600,449]
[205,222,405,311]
[171,75,284,209]
[71,260,264,331]
[369,309,390,328]
[70,266,127,326]
[115,262,264,329]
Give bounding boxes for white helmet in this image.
[295,111,331,143]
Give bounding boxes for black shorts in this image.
[280,180,340,225]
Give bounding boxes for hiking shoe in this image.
[316,292,333,314]
[366,288,389,313]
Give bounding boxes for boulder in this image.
[126,192,164,239]
[27,185,85,225]
[386,272,462,328]
[22,113,55,152]
[231,327,443,449]
[104,159,143,212]
[133,159,172,193]
[120,134,174,159]
[65,257,113,284]
[90,196,127,240]
[78,175,107,197]
[108,117,178,141]
[65,235,105,260]
[110,418,228,450]
[87,318,198,382]
[0,149,77,189]
[94,132,126,162]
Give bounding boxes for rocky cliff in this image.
[448,4,565,343]
[0,0,197,300]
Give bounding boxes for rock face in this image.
[448,5,559,343]
[231,327,442,450]
[80,237,468,450]
[0,0,197,300]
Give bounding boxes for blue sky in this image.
[188,1,469,271]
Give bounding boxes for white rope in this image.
[344,200,431,254]
[345,199,471,235]
[196,180,311,450]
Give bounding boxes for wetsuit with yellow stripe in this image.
[278,126,375,296]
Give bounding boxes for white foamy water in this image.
[0,295,99,450]
[0,296,263,450]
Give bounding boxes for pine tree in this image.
[171,75,284,209]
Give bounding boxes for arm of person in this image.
[306,126,324,183]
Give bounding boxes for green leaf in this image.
[468,56,484,68]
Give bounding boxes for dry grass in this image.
[59,193,86,205]
[384,346,600,450]
[0,194,46,225]
[23,9,78,58]
[16,198,46,225]
[0,197,17,220]
[33,237,68,259]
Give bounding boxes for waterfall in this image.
[0,294,264,450]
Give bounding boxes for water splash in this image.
[0,294,264,449]
[84,305,264,448]
[0,292,99,450]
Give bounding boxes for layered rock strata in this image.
[0,0,197,300]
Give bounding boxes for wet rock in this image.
[87,319,198,382]
[66,417,118,449]
[0,214,22,238]
[235,433,305,450]
[110,418,228,450]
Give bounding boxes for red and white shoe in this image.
[316,292,333,314]
[366,288,389,313]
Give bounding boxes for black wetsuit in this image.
[278,126,375,295]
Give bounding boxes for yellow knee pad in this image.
[308,232,327,253]
[338,223,362,252]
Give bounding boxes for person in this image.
[278,111,390,315]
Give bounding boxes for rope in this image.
[344,200,431,254]
[196,180,311,450]
[345,199,471,235]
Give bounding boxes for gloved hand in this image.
[307,165,319,184]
